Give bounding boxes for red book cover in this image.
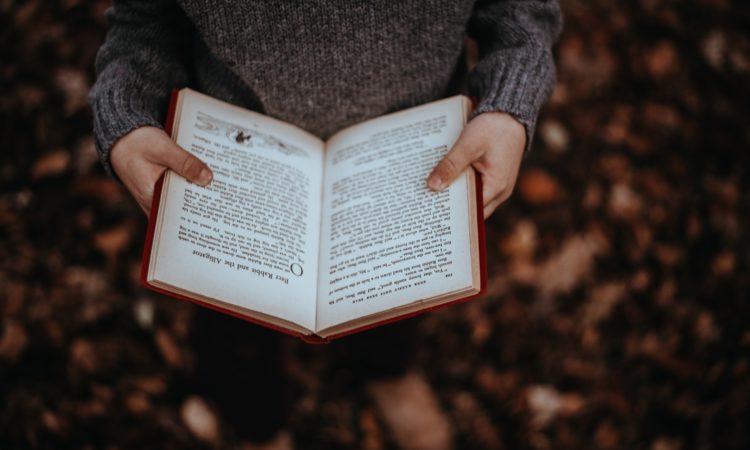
[140,90,487,344]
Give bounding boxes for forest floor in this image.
[1,1,750,449]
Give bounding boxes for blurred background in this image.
[1,0,749,449]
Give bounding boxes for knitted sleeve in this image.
[88,0,193,176]
[466,0,563,152]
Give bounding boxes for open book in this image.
[142,88,486,343]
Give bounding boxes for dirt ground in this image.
[1,1,749,449]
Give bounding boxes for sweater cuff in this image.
[90,83,167,178]
[468,46,556,154]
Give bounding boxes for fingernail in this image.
[428,175,443,191]
[198,168,212,186]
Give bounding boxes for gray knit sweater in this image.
[90,0,562,175]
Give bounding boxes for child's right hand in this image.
[110,126,213,216]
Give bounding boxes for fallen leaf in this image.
[368,372,453,450]
[701,30,727,69]
[581,282,627,328]
[125,392,151,415]
[69,338,99,373]
[642,102,681,132]
[53,68,90,114]
[181,396,220,445]
[729,48,750,73]
[711,250,735,276]
[594,420,620,449]
[651,437,684,450]
[41,410,66,434]
[31,150,70,180]
[0,320,28,363]
[73,177,125,201]
[537,232,607,298]
[608,183,641,220]
[539,119,569,153]
[133,298,156,329]
[500,219,538,259]
[582,182,603,210]
[645,41,678,78]
[94,224,131,265]
[155,328,183,368]
[359,408,384,450]
[630,269,651,292]
[129,375,167,395]
[74,135,98,174]
[526,385,584,428]
[519,169,561,205]
[694,311,721,343]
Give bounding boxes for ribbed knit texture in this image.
[90,0,562,176]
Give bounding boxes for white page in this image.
[315,96,475,330]
[149,90,324,331]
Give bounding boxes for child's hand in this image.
[110,126,213,216]
[427,112,525,219]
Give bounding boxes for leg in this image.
[341,318,420,380]
[343,318,455,450]
[190,307,289,444]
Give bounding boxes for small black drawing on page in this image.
[194,111,309,158]
[230,129,252,144]
[195,113,220,133]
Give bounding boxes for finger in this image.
[124,174,154,218]
[137,178,156,218]
[483,196,505,219]
[152,140,213,186]
[119,159,164,217]
[427,134,484,191]
[480,171,515,219]
[139,199,151,217]
[482,173,516,205]
[481,176,517,218]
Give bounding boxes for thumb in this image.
[153,140,213,186]
[427,136,481,191]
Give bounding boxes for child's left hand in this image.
[427,111,526,219]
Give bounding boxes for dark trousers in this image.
[189,307,419,442]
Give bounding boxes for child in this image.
[90,1,561,448]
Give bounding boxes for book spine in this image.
[138,88,179,287]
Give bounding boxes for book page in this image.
[316,96,475,330]
[149,89,323,331]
